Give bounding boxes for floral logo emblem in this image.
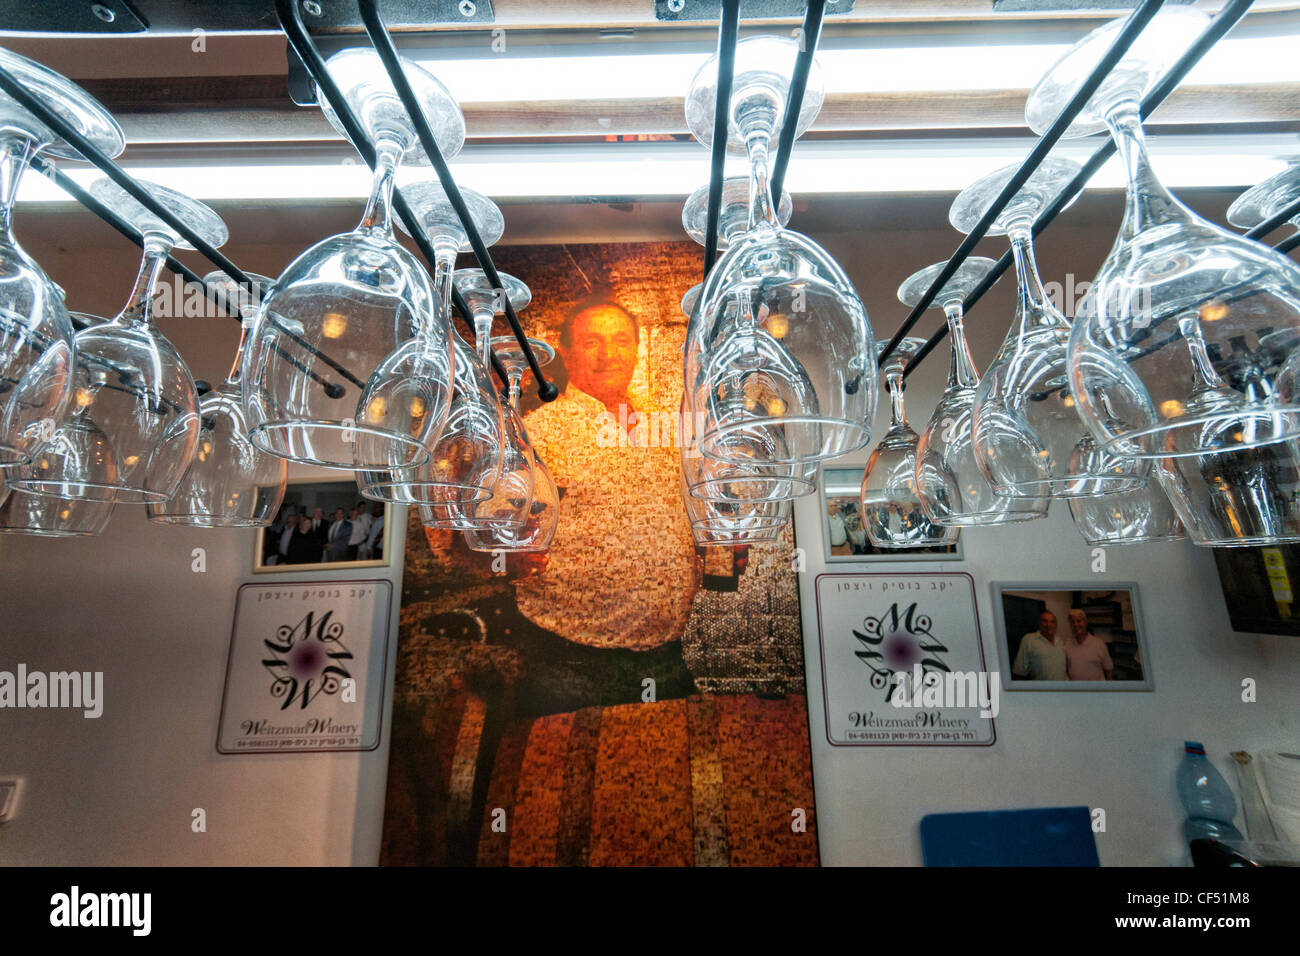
[262,610,354,710]
[852,601,949,702]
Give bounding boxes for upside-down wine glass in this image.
[1025,8,1300,459]
[147,272,288,527]
[679,285,792,545]
[905,258,1050,526]
[680,179,816,502]
[860,338,960,549]
[430,266,536,531]
[242,48,463,469]
[10,178,222,503]
[355,183,504,507]
[1228,162,1300,241]
[0,48,124,467]
[462,337,558,553]
[955,158,1148,499]
[684,36,877,465]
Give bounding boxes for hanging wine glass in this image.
[1068,452,1185,545]
[904,258,1051,526]
[242,48,462,469]
[1023,8,1300,459]
[0,479,114,537]
[1156,440,1300,548]
[355,183,505,506]
[682,471,789,546]
[0,48,124,468]
[680,181,816,501]
[147,272,287,527]
[10,178,222,503]
[954,159,1148,498]
[434,267,535,531]
[685,36,876,465]
[860,338,960,549]
[462,337,558,553]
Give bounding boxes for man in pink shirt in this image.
[1064,609,1113,681]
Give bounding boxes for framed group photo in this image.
[821,467,962,563]
[991,583,1153,691]
[253,478,397,574]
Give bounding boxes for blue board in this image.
[920,806,1100,866]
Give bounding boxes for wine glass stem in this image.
[118,232,173,326]
[474,311,493,367]
[1104,99,1178,238]
[1178,313,1226,390]
[743,125,780,233]
[887,372,907,428]
[358,137,403,235]
[432,245,458,331]
[943,302,980,389]
[1008,228,1050,320]
[0,135,37,237]
[507,370,523,411]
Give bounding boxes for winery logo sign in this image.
[814,573,996,747]
[217,581,392,754]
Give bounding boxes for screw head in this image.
[91,3,116,22]
[458,0,477,17]
[667,0,685,11]
[302,0,323,16]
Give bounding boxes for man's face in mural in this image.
[567,304,638,409]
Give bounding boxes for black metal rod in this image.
[356,0,556,400]
[901,0,1255,377]
[770,0,826,203]
[1277,231,1300,256]
[277,0,512,391]
[35,159,360,395]
[702,0,741,277]
[1244,194,1300,241]
[878,0,1167,367]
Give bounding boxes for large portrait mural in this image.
[380,241,819,866]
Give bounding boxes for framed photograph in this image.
[821,467,962,563]
[991,583,1152,691]
[216,579,393,753]
[253,478,396,574]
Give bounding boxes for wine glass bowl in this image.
[1068,451,1185,546]
[860,338,960,549]
[954,159,1148,498]
[905,258,1051,526]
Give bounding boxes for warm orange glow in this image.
[1062,394,1074,409]
[1199,301,1229,322]
[74,388,94,409]
[764,313,790,338]
[409,397,426,418]
[322,313,348,339]
[365,397,387,421]
[124,455,140,466]
[1160,399,1185,419]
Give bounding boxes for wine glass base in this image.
[463,539,549,553]
[700,416,872,465]
[249,420,431,471]
[993,473,1149,499]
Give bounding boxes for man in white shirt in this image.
[361,506,384,560]
[1064,608,1113,680]
[347,504,370,561]
[1012,610,1067,681]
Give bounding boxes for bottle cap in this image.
[1184,741,1206,754]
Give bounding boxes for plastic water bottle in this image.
[1177,741,1243,843]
